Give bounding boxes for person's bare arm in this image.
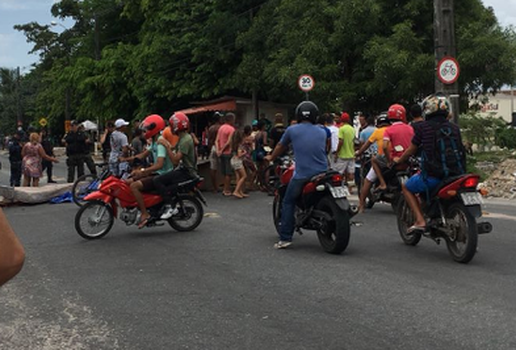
[38,146,58,163]
[356,140,373,157]
[265,143,287,162]
[0,208,25,286]
[21,144,27,158]
[383,139,391,163]
[394,144,418,164]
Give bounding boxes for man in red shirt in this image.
[215,113,236,196]
[371,104,414,191]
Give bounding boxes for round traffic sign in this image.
[437,56,460,85]
[298,75,315,92]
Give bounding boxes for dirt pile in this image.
[480,159,516,199]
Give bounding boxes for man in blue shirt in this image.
[265,101,328,249]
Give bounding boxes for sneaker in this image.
[274,241,292,249]
[160,205,177,220]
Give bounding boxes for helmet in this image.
[340,112,351,124]
[295,101,319,123]
[422,93,450,118]
[252,119,259,127]
[376,115,391,127]
[140,114,165,139]
[387,104,406,123]
[169,112,190,133]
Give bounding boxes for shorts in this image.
[209,146,219,170]
[230,157,244,170]
[220,154,234,176]
[365,155,389,182]
[335,158,355,174]
[405,173,441,194]
[140,175,157,192]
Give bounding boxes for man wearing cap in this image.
[8,131,24,187]
[63,120,87,183]
[335,112,356,187]
[109,118,130,177]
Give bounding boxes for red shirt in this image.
[216,124,235,155]
[382,122,414,158]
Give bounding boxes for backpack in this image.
[421,122,465,179]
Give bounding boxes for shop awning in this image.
[177,100,237,115]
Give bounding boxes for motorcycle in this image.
[74,174,207,240]
[272,164,357,254]
[396,173,492,263]
[367,157,420,211]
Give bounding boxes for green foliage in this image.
[3,0,516,135]
[460,111,506,149]
[495,127,516,150]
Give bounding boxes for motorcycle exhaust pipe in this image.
[348,205,359,218]
[477,222,492,235]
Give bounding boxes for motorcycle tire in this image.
[444,202,478,264]
[272,193,282,235]
[75,201,114,240]
[168,195,204,232]
[315,196,350,255]
[396,197,422,246]
[72,174,100,207]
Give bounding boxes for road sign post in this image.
[298,75,315,100]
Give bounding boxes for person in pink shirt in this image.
[371,104,414,191]
[215,113,236,196]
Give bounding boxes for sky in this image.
[0,0,515,72]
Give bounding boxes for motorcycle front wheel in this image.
[396,196,422,246]
[168,195,204,232]
[272,193,282,234]
[75,201,114,240]
[72,174,100,207]
[315,196,350,254]
[444,202,478,264]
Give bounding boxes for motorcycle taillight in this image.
[331,174,343,186]
[462,177,479,189]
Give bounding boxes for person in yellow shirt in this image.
[334,112,356,186]
[355,115,391,213]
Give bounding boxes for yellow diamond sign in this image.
[39,118,48,127]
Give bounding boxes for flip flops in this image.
[138,216,150,229]
[407,225,426,234]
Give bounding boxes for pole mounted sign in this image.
[298,75,315,92]
[437,56,460,85]
[39,118,48,127]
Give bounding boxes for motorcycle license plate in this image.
[461,192,483,206]
[330,186,349,198]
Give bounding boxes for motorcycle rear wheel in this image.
[315,196,350,254]
[396,197,422,246]
[445,202,478,264]
[72,174,100,207]
[75,201,114,240]
[168,195,204,232]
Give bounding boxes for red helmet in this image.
[340,112,350,124]
[140,114,165,139]
[387,104,406,123]
[169,112,190,133]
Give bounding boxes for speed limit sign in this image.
[298,75,315,92]
[437,56,460,85]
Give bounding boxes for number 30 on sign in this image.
[298,75,315,92]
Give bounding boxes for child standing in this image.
[230,130,248,199]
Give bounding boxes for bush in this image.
[460,112,507,150]
[495,127,516,150]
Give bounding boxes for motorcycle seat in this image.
[428,175,465,198]
[309,170,339,183]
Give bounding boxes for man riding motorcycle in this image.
[124,114,174,228]
[370,104,414,193]
[265,101,328,249]
[394,93,466,234]
[154,112,198,220]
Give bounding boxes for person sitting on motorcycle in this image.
[153,112,198,220]
[124,114,175,228]
[355,115,391,213]
[394,93,466,233]
[370,104,414,193]
[265,101,328,249]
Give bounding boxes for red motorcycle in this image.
[396,174,492,263]
[74,175,206,240]
[273,163,357,254]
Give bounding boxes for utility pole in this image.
[434,0,460,124]
[16,66,22,127]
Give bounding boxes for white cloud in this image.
[483,0,516,27]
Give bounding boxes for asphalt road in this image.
[0,180,515,349]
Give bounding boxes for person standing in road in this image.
[63,120,87,183]
[79,125,97,176]
[101,121,115,163]
[109,118,130,177]
[335,112,356,188]
[325,113,340,169]
[265,101,328,249]
[22,133,59,187]
[40,129,57,183]
[207,112,222,193]
[215,113,236,196]
[8,131,24,187]
[269,113,286,149]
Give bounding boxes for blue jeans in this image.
[279,177,308,242]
